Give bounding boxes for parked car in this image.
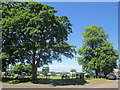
[85,74,90,78]
[97,74,105,78]
[106,74,116,80]
[93,73,105,78]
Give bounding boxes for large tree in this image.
[2,2,75,80]
[78,25,118,77]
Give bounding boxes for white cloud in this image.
[38,64,82,72]
[49,65,72,68]
[49,64,82,72]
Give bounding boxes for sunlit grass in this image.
[1,76,113,84]
[85,78,111,83]
[37,76,77,79]
[19,82,33,84]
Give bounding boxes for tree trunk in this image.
[32,64,37,81]
[104,73,107,79]
[95,70,98,78]
[32,47,37,81]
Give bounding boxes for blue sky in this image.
[36,2,118,72]
[19,0,119,2]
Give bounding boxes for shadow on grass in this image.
[2,77,31,83]
[2,77,85,86]
[52,79,85,86]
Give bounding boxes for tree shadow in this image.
[2,77,31,83]
[51,78,85,86]
[2,77,86,86]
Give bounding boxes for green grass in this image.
[2,76,111,84]
[85,78,111,83]
[0,81,33,84]
[4,76,78,79]
[1,76,84,84]
[0,81,9,84]
[19,82,33,84]
[25,76,62,79]
[37,76,62,79]
[37,76,77,79]
[1,76,115,85]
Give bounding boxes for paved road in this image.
[2,80,119,88]
[55,80,119,88]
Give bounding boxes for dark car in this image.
[85,74,90,78]
[97,74,105,78]
[93,73,105,78]
[106,74,116,80]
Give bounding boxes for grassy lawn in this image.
[25,76,63,79]
[1,76,112,84]
[4,76,78,79]
[37,76,77,79]
[1,76,84,84]
[0,81,33,84]
[16,82,33,84]
[85,78,112,83]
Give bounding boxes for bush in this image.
[9,80,20,84]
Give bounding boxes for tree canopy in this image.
[78,25,118,76]
[2,2,75,80]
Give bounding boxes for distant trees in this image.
[49,71,55,76]
[42,66,49,76]
[78,25,118,77]
[70,69,76,78]
[2,2,75,80]
[70,69,76,73]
